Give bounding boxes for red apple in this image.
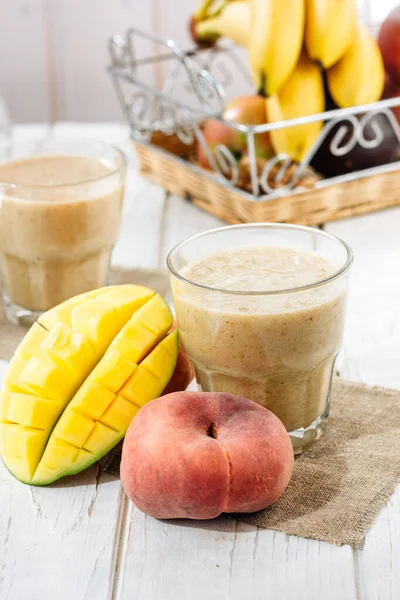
[196,119,238,169]
[197,95,273,169]
[121,391,294,520]
[378,7,400,85]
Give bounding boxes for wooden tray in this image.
[134,132,400,226]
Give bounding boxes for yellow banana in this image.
[194,1,251,47]
[305,0,357,68]
[248,0,305,97]
[266,52,325,162]
[327,25,385,108]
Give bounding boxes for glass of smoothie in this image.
[167,224,353,454]
[0,138,126,324]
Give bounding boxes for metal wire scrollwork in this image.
[258,109,400,198]
[109,28,400,202]
[193,123,239,186]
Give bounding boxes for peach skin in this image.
[120,391,294,519]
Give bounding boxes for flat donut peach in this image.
[120,391,294,519]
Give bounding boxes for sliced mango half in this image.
[0,286,178,485]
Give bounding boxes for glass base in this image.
[3,294,43,328]
[289,412,328,456]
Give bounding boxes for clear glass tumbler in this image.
[167,223,353,454]
[0,138,127,325]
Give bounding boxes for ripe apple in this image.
[378,7,400,85]
[196,119,238,169]
[197,95,273,169]
[121,391,294,519]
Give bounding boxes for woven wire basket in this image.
[109,28,400,225]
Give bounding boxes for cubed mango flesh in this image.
[14,322,48,362]
[82,422,122,455]
[71,382,115,421]
[1,392,64,430]
[40,323,95,375]
[18,357,76,403]
[0,424,48,480]
[89,351,137,393]
[3,357,34,394]
[0,286,178,485]
[121,331,178,407]
[100,396,139,432]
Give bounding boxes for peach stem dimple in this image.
[206,422,218,439]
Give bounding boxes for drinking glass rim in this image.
[167,223,354,296]
[0,138,127,189]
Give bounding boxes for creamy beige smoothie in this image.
[171,246,347,434]
[0,154,125,313]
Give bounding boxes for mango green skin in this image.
[0,286,178,486]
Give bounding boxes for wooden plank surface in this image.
[0,124,125,600]
[326,210,400,600]
[1,123,400,600]
[115,178,358,600]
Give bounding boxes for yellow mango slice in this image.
[1,392,63,430]
[76,293,173,395]
[34,446,96,484]
[69,285,155,355]
[2,454,33,484]
[38,287,112,330]
[100,286,155,329]
[100,396,139,432]
[71,382,115,421]
[53,409,95,448]
[71,299,119,352]
[1,424,48,480]
[36,438,80,470]
[76,448,94,467]
[2,424,47,459]
[0,392,12,421]
[121,330,178,407]
[114,294,173,363]
[1,286,177,486]
[40,323,95,375]
[3,357,34,394]
[14,322,48,362]
[39,285,154,331]
[89,350,138,393]
[83,422,122,454]
[0,423,6,454]
[32,437,95,484]
[19,357,76,403]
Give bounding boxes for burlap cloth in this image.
[1,268,400,547]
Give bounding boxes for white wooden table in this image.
[1,123,400,600]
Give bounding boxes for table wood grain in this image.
[0,123,399,600]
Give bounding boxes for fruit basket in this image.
[108,27,400,226]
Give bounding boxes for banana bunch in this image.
[327,25,385,108]
[305,0,357,69]
[266,52,324,162]
[191,0,385,163]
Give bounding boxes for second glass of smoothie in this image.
[0,139,126,324]
[167,224,353,454]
